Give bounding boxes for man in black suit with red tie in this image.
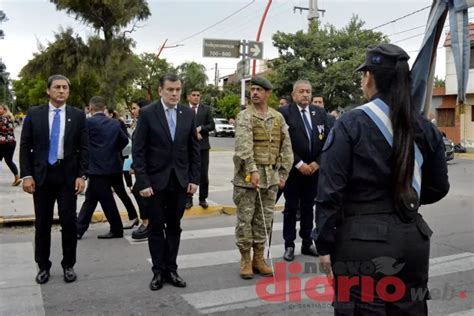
[185,88,215,209]
[20,74,89,284]
[133,74,200,291]
[278,80,332,262]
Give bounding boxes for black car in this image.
[443,136,454,161]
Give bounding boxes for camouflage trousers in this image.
[234,185,278,251]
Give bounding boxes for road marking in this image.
[126,222,284,244]
[0,242,45,316]
[448,309,474,316]
[181,252,474,314]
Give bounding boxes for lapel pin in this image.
[67,118,71,122]
[311,111,316,116]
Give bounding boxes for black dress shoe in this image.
[97,231,123,239]
[63,267,77,283]
[199,200,209,209]
[283,247,295,261]
[131,224,150,240]
[150,273,163,291]
[185,201,193,209]
[301,244,319,257]
[165,271,186,288]
[35,269,50,284]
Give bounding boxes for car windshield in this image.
[215,119,229,125]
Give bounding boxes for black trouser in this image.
[77,175,123,235]
[332,214,431,315]
[123,171,133,188]
[186,149,209,203]
[33,164,77,270]
[283,172,318,248]
[110,172,137,220]
[0,142,19,176]
[148,171,187,274]
[132,190,149,220]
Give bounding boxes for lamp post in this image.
[0,71,10,103]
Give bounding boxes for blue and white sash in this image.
[356,98,423,198]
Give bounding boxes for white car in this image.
[211,118,235,137]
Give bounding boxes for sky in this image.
[0,0,470,83]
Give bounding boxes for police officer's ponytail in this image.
[371,57,417,210]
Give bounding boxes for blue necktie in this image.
[166,108,176,141]
[48,109,61,165]
[301,109,313,151]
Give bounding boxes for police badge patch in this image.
[322,128,334,151]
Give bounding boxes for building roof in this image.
[444,23,474,46]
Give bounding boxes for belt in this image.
[343,199,395,217]
[49,159,64,167]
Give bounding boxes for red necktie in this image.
[192,106,197,114]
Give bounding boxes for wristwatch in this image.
[81,175,88,181]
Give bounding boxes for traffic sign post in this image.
[202,39,241,58]
[236,58,250,79]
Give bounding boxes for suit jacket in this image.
[20,104,89,186]
[278,104,331,172]
[86,113,129,175]
[190,104,215,150]
[132,101,200,191]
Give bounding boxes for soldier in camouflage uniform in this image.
[233,77,293,279]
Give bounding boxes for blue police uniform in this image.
[313,93,450,314]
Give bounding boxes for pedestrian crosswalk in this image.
[128,219,474,315]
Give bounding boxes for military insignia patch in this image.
[322,128,334,151]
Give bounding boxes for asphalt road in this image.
[0,158,473,315]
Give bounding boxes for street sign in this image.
[203,39,241,58]
[236,58,250,78]
[248,41,264,59]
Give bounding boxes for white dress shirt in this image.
[295,104,313,169]
[48,103,66,159]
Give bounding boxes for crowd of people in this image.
[2,43,450,315]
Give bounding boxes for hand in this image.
[308,162,320,175]
[278,179,286,189]
[319,255,334,282]
[250,171,260,188]
[22,177,36,194]
[75,177,86,195]
[196,126,202,133]
[129,168,134,175]
[187,183,198,194]
[298,163,312,176]
[140,187,154,198]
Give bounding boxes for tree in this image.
[434,75,445,88]
[177,62,208,101]
[0,10,7,39]
[269,17,387,110]
[50,0,151,105]
[216,94,240,119]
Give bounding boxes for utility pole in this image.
[214,63,219,87]
[294,0,325,27]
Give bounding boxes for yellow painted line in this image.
[455,152,474,160]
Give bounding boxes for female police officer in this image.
[313,43,449,315]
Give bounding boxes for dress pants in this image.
[77,175,123,235]
[148,171,187,273]
[283,172,318,248]
[187,149,209,204]
[110,172,137,220]
[33,164,77,270]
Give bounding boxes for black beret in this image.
[250,76,273,90]
[355,43,410,72]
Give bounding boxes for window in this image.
[471,46,474,69]
[437,109,455,127]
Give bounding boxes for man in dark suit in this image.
[278,80,332,261]
[185,88,215,209]
[20,74,89,284]
[76,96,129,239]
[133,74,200,291]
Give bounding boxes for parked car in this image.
[443,136,455,161]
[211,118,235,137]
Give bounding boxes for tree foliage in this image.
[216,94,240,119]
[269,16,387,110]
[434,75,445,88]
[177,61,208,101]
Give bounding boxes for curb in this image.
[455,152,474,160]
[0,204,286,226]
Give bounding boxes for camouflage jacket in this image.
[233,105,293,189]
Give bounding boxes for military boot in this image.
[239,248,253,279]
[252,243,273,276]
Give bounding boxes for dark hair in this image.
[132,99,150,109]
[187,88,202,96]
[368,59,416,208]
[312,94,323,100]
[89,96,106,111]
[159,74,180,88]
[47,74,70,88]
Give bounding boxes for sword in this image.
[256,187,276,283]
